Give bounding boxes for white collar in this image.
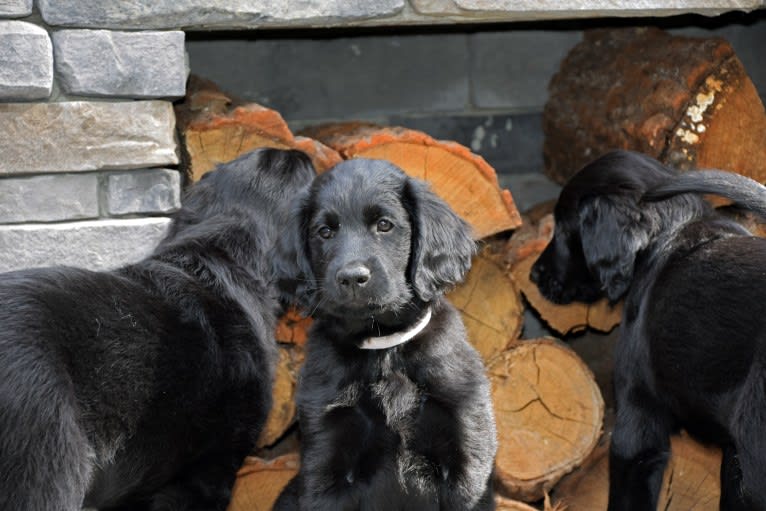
[358,307,432,350]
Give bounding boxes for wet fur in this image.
[0,149,315,511]
[531,150,766,510]
[274,159,497,511]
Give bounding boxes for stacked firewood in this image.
[174,26,765,510]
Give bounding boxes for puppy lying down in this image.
[0,149,315,511]
[274,159,497,510]
[532,150,766,510]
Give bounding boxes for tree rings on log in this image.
[488,338,604,502]
[447,249,524,364]
[175,76,341,181]
[302,122,522,239]
[544,27,766,185]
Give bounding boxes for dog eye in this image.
[376,219,393,232]
[317,225,334,239]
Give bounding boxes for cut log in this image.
[274,307,312,347]
[495,495,542,511]
[256,344,305,448]
[552,432,721,510]
[447,248,524,364]
[496,494,565,511]
[544,27,766,185]
[489,338,604,502]
[256,310,311,448]
[505,210,621,335]
[175,75,342,181]
[228,453,300,511]
[301,123,522,239]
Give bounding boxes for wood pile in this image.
[544,27,766,185]
[173,35,756,504]
[552,432,721,510]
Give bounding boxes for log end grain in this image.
[228,453,300,511]
[489,338,604,502]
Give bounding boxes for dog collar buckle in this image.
[359,308,432,350]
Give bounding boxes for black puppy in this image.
[274,158,497,510]
[531,150,766,510]
[0,148,315,510]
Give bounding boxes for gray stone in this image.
[453,0,762,17]
[410,0,462,14]
[0,173,98,223]
[0,21,52,100]
[497,172,561,212]
[187,34,469,121]
[470,30,582,110]
[0,217,171,272]
[38,0,404,29]
[0,0,33,18]
[106,168,181,216]
[0,101,178,175]
[53,30,188,98]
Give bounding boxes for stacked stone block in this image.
[0,14,185,273]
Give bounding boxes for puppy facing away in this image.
[0,148,315,511]
[531,150,766,510]
[273,159,497,510]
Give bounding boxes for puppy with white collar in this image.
[274,159,497,511]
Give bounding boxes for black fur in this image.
[0,148,315,511]
[531,150,766,510]
[273,159,497,511]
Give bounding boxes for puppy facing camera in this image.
[532,150,766,510]
[274,159,498,510]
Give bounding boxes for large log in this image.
[256,310,311,448]
[489,338,604,502]
[544,27,766,185]
[506,208,621,335]
[552,432,721,510]
[447,248,524,364]
[301,122,522,239]
[228,453,300,511]
[175,76,342,181]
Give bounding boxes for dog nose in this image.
[336,264,371,289]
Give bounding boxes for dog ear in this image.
[403,179,476,302]
[578,195,652,303]
[271,191,317,309]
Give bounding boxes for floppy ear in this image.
[403,179,476,302]
[271,191,316,309]
[577,195,652,303]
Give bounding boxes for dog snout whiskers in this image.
[336,264,371,290]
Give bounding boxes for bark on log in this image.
[447,248,524,364]
[552,432,721,510]
[489,338,604,502]
[175,76,342,181]
[301,122,522,239]
[228,453,300,511]
[506,210,621,335]
[544,27,766,185]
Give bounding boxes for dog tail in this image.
[643,170,766,217]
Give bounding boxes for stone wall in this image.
[1,0,764,272]
[0,13,186,272]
